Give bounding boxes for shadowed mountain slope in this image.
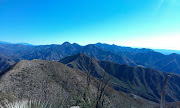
[60,53,180,103]
[60,53,100,71]
[80,45,137,66]
[131,51,165,67]
[60,53,108,78]
[0,55,19,72]
[132,52,180,74]
[153,53,180,74]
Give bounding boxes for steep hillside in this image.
[60,53,101,72]
[99,61,180,102]
[60,53,111,79]
[0,60,88,104]
[132,51,165,67]
[154,53,180,74]
[0,59,156,108]
[0,55,18,72]
[132,52,180,74]
[60,53,180,103]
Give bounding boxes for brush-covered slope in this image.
[60,53,180,103]
[0,59,156,108]
[0,60,89,104]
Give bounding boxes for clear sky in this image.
[0,0,180,50]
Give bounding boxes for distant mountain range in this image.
[154,49,180,55]
[0,41,34,46]
[1,41,180,74]
[1,41,180,54]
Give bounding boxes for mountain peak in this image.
[85,44,96,47]
[169,53,179,56]
[62,41,71,46]
[72,43,80,46]
[83,44,100,50]
[77,53,88,57]
[59,53,93,64]
[96,42,103,45]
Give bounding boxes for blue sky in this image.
[0,0,180,50]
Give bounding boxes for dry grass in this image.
[0,100,52,108]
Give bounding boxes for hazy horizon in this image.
[1,40,180,52]
[1,0,180,50]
